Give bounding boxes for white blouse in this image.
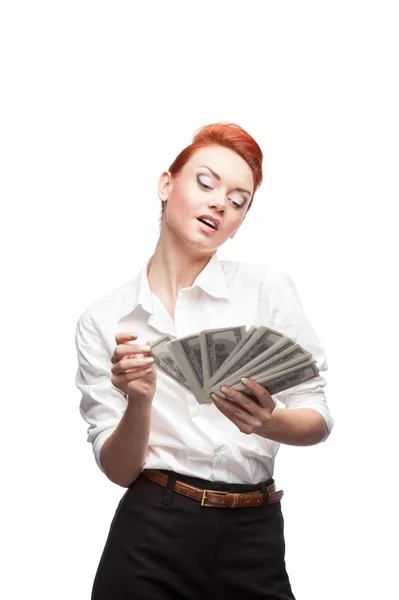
[75,253,334,484]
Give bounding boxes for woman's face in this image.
[158,144,254,252]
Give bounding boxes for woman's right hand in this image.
[111,332,157,402]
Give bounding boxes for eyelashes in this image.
[197,179,212,190]
[196,176,246,209]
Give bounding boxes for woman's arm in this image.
[213,379,329,446]
[75,312,153,485]
[264,267,334,441]
[256,406,328,446]
[100,394,153,487]
[212,266,334,445]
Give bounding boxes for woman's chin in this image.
[166,218,224,250]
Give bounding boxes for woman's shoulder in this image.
[219,257,291,286]
[76,275,139,328]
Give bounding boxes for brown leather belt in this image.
[142,469,284,508]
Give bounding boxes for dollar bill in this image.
[199,325,248,399]
[208,326,289,386]
[220,360,320,401]
[210,325,260,373]
[150,325,319,405]
[209,342,311,392]
[149,334,192,393]
[167,332,207,404]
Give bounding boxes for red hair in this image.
[161,122,263,216]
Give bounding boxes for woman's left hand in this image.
[210,378,276,435]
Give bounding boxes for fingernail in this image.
[210,393,219,401]
[220,386,229,394]
[241,377,250,384]
[139,345,151,352]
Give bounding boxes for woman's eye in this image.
[231,200,245,209]
[197,176,245,208]
[197,177,213,190]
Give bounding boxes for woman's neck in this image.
[146,236,215,299]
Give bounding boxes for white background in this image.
[1,1,398,598]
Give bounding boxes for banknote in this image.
[199,325,248,399]
[168,332,207,404]
[150,325,319,404]
[208,325,259,374]
[207,326,287,386]
[149,333,192,393]
[220,360,320,401]
[208,341,311,393]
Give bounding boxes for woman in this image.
[75,122,334,599]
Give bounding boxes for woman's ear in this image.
[158,170,172,202]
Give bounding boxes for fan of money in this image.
[149,325,320,405]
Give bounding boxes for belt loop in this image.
[161,471,177,507]
[260,481,269,512]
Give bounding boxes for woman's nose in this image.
[209,193,227,211]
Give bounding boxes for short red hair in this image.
[161,122,263,216]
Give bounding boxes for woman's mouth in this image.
[196,217,219,234]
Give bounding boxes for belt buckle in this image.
[201,488,229,507]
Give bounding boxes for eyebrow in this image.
[198,165,252,197]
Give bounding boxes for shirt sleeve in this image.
[75,311,127,472]
[262,267,334,442]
